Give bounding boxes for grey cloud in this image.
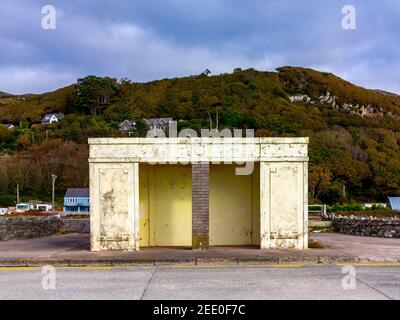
[0,0,399,94]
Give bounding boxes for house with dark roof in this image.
[41,113,64,125]
[118,118,173,135]
[64,188,90,213]
[118,119,136,134]
[388,197,400,212]
[144,118,173,131]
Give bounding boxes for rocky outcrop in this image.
[289,91,388,118]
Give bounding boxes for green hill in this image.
[0,86,74,122]
[0,67,399,204]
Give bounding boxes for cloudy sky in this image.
[0,0,399,94]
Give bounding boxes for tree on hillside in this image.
[0,126,15,149]
[200,69,211,77]
[74,76,121,116]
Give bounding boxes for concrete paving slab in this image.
[355,267,400,299]
[141,266,388,300]
[0,268,152,300]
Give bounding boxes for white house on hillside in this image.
[41,113,64,125]
[3,124,15,130]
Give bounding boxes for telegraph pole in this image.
[16,184,20,204]
[206,110,212,130]
[215,105,219,130]
[51,174,57,213]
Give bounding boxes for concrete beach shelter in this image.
[88,137,309,251]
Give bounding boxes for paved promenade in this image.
[0,233,399,266]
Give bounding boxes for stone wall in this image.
[60,219,90,233]
[333,217,400,238]
[0,216,60,241]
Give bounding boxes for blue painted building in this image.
[64,188,90,213]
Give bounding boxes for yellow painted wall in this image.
[140,163,260,247]
[209,164,260,246]
[139,164,192,247]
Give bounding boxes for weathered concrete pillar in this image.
[192,162,209,249]
[260,162,308,249]
[90,162,139,251]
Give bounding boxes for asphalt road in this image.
[0,264,399,300]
